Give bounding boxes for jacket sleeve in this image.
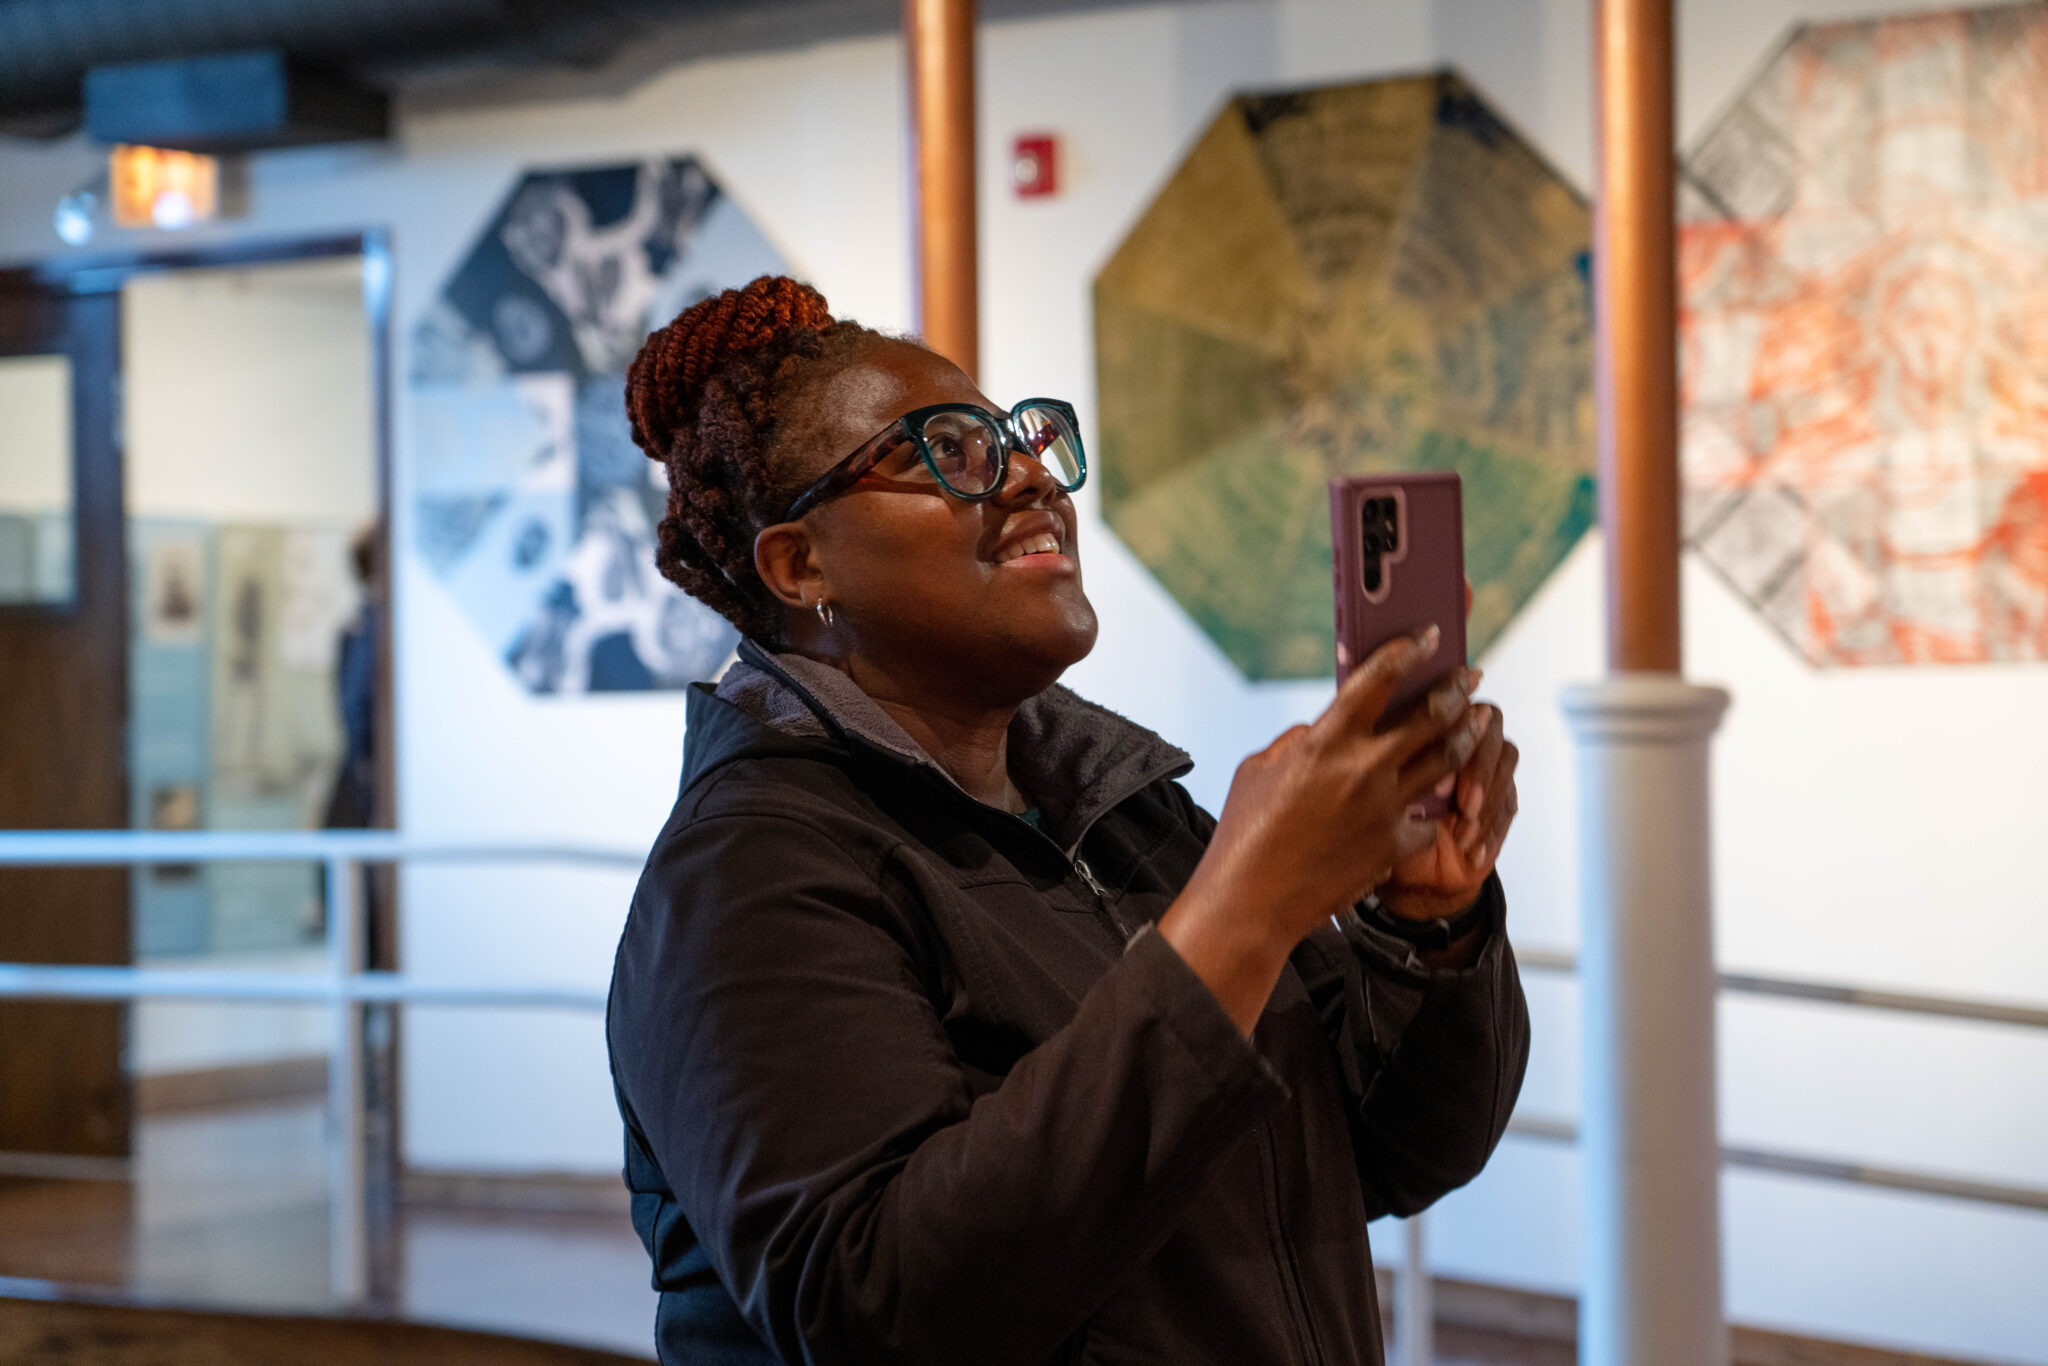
[1287,878,1531,1219]
[1163,780,1530,1220]
[608,807,1289,1366]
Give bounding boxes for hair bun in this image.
[627,275,836,460]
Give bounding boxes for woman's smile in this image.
[995,541,1070,568]
[988,511,1073,569]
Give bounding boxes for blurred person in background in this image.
[323,525,381,832]
[320,525,382,957]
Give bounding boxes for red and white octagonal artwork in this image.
[1680,4,2048,665]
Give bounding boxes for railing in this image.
[1,831,2044,1363]
[1508,947,2048,1215]
[0,830,640,1306]
[1389,948,2048,1366]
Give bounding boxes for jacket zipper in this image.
[1071,854,1134,947]
[1072,855,1111,909]
[1003,798,1134,950]
[1256,1121,1328,1366]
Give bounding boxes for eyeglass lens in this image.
[918,412,1005,494]
[1012,404,1085,490]
[913,405,1085,497]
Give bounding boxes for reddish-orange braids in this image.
[626,275,881,641]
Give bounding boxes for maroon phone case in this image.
[1330,472,1468,815]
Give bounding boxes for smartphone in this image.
[1330,471,1468,816]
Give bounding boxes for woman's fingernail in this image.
[1434,772,1457,799]
[1416,624,1441,653]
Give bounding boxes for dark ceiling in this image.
[0,0,1205,138]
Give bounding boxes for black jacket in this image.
[607,640,1529,1365]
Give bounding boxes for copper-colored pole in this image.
[904,0,979,380]
[1594,0,1682,673]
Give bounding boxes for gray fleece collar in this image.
[716,638,1192,851]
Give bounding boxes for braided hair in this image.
[626,275,883,642]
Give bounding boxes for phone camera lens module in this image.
[1359,496,1401,564]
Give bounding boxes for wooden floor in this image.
[0,1296,646,1366]
[0,1098,657,1355]
[0,1098,1995,1366]
[1404,1278,1994,1366]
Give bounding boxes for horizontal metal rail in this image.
[0,831,2041,1231]
[0,1151,134,1183]
[4,837,2038,1031]
[1514,947,2048,1033]
[0,964,606,1011]
[1505,1114,2048,1215]
[0,830,644,869]
[0,833,630,1012]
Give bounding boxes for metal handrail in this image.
[1504,1114,2048,1214]
[0,828,643,1305]
[0,829,644,868]
[0,831,636,1012]
[1499,948,2048,1217]
[1514,946,2048,1033]
[0,829,2042,1324]
[6,835,2041,1030]
[0,964,607,1010]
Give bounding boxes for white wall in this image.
[124,256,377,525]
[0,354,72,513]
[130,951,333,1074]
[2,2,2043,1360]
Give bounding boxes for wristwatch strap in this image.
[1355,888,1490,953]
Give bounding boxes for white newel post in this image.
[1563,675,1730,1366]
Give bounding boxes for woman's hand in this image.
[1372,697,1519,974]
[1159,629,1487,1034]
[1384,700,1518,906]
[1379,589,1521,934]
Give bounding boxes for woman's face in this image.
[765,340,1099,703]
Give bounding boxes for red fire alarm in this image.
[1011,134,1058,198]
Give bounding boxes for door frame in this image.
[2,228,399,908]
[0,232,399,1176]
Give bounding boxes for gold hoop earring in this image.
[815,600,836,628]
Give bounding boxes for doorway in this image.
[122,248,390,1123]
[0,236,390,1199]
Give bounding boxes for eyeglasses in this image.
[779,398,1086,522]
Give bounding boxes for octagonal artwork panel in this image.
[1680,5,2048,665]
[1094,73,1595,681]
[411,156,783,693]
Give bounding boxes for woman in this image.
[608,276,1528,1366]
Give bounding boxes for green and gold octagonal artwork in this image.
[1095,72,1596,679]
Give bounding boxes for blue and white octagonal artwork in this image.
[411,156,782,693]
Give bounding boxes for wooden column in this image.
[1594,0,1681,673]
[904,0,979,380]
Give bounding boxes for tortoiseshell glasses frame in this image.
[778,398,1086,523]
